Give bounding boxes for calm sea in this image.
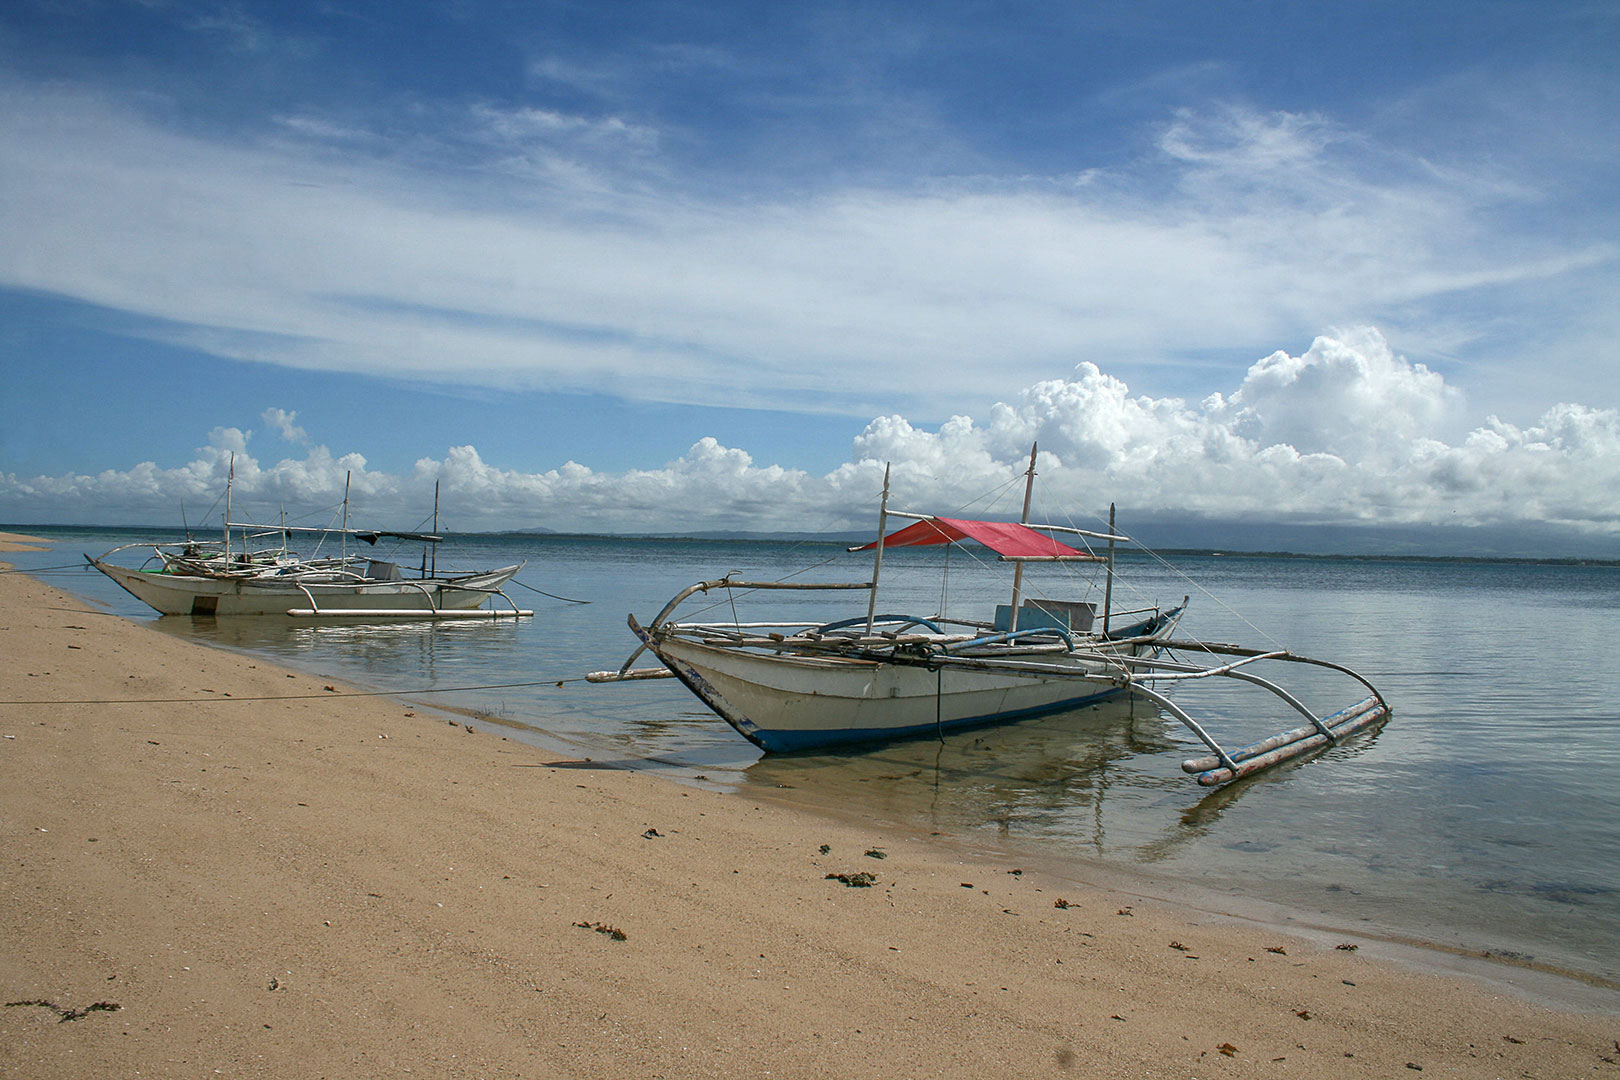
[11,526,1620,993]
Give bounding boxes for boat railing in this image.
[611,578,875,675]
[945,626,1077,652]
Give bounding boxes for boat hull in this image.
[639,630,1146,752]
[91,559,522,617]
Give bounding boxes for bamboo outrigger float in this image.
[591,446,1390,786]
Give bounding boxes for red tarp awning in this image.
[855,517,1093,559]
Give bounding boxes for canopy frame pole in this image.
[866,463,891,635]
[1008,443,1038,632]
[1103,503,1116,636]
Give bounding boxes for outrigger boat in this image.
[592,447,1389,786]
[88,472,529,619]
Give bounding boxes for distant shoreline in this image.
[15,521,1617,568]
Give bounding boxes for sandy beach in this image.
[2,531,1616,1078]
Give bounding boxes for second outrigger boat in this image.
[592,446,1389,787]
[88,470,529,619]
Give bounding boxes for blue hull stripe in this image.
[746,685,1130,753]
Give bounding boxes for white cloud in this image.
[262,408,309,446]
[1,79,1614,424]
[5,331,1617,545]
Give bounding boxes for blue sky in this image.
[1,1,1617,544]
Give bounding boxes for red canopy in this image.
[855,517,1094,559]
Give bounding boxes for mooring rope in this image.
[509,578,590,604]
[0,676,587,708]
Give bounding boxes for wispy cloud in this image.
[3,72,1612,428]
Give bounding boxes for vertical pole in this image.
[1103,503,1117,637]
[865,464,891,635]
[341,471,351,566]
[432,479,440,578]
[1008,443,1038,632]
[223,453,234,561]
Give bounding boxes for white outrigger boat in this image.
[88,543,526,618]
[593,447,1389,787]
[88,472,530,619]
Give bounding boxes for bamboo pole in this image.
[223,452,234,561]
[1008,443,1038,632]
[1102,503,1116,636]
[866,464,891,635]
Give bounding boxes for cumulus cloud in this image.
[4,331,1616,547]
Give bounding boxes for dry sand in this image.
[2,531,1616,1077]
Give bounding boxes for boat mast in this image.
[431,480,440,577]
[865,463,891,634]
[223,452,234,560]
[341,471,351,565]
[1008,442,1038,631]
[1102,503,1116,636]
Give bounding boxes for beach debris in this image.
[1335,942,1359,951]
[819,844,830,854]
[5,999,121,1023]
[864,849,886,859]
[1502,1035,1524,1044]
[1405,1064,1423,1071]
[1008,868,1023,876]
[1054,898,1072,909]
[1169,941,1190,951]
[1117,906,1134,916]
[574,920,627,941]
[642,828,663,838]
[324,685,336,692]
[826,871,877,888]
[1266,946,1287,954]
[1294,1009,1312,1020]
[1217,1042,1238,1057]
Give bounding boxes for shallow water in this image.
[15,527,1620,986]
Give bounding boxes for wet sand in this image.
[2,531,1616,1077]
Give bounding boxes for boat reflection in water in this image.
[738,694,1196,858]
